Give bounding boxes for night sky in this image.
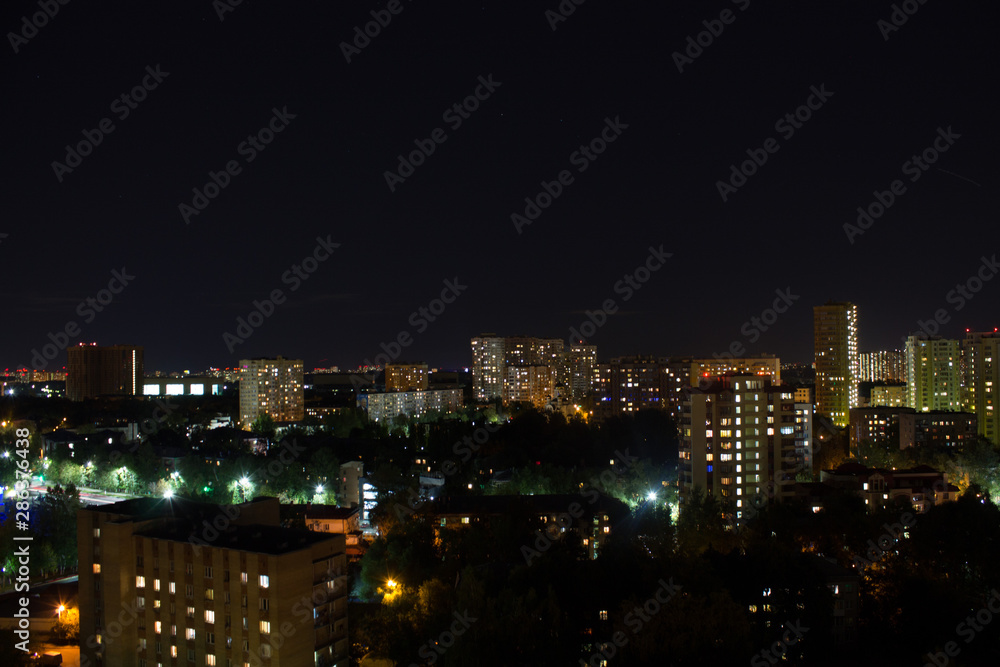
[2,0,997,373]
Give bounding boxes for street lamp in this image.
[238,477,252,502]
[316,485,324,494]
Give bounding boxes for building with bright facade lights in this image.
[78,497,348,667]
[905,336,961,412]
[858,350,906,383]
[962,330,1000,444]
[813,302,859,427]
[67,343,143,401]
[679,374,813,524]
[238,357,304,429]
[143,376,227,397]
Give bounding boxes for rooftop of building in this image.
[282,504,360,521]
[137,522,339,555]
[822,462,945,478]
[84,496,341,555]
[427,493,629,518]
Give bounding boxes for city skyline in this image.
[2,1,998,373]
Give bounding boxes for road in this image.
[29,483,134,506]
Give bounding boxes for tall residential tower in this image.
[814,302,858,427]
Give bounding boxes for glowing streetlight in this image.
[316,485,324,494]
[386,579,397,589]
[164,489,174,499]
[647,491,658,502]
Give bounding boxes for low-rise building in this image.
[820,463,959,513]
[424,493,628,560]
[356,387,463,421]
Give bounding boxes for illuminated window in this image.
[205,610,215,624]
[154,579,160,591]
[171,646,177,658]
[186,628,195,640]
[155,621,162,634]
[259,575,269,588]
[136,576,145,588]
[93,564,101,574]
[260,621,270,634]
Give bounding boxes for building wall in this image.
[471,335,505,401]
[870,385,906,407]
[385,364,429,392]
[78,502,348,667]
[899,411,978,450]
[905,337,961,412]
[610,356,667,413]
[568,344,597,399]
[963,331,999,444]
[859,350,905,382]
[814,302,859,427]
[357,388,464,421]
[143,377,226,397]
[239,357,304,429]
[503,365,555,408]
[680,376,812,523]
[67,344,144,401]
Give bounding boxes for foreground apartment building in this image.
[78,497,348,667]
[679,374,813,523]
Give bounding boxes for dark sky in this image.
[2,0,997,373]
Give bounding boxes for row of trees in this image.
[354,485,1000,665]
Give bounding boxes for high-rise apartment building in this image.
[679,375,813,523]
[67,343,144,401]
[471,335,570,405]
[384,363,429,392]
[503,365,555,408]
[962,330,999,443]
[78,497,348,667]
[471,335,505,401]
[858,350,906,382]
[609,356,667,413]
[567,344,597,399]
[239,357,304,429]
[814,302,859,427]
[905,336,961,412]
[661,356,783,419]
